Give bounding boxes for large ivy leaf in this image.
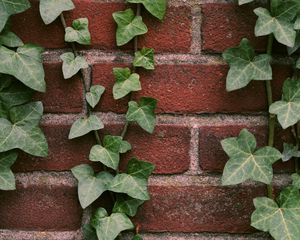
[112,67,141,100]
[0,44,45,92]
[0,29,23,47]
[127,158,155,179]
[86,85,105,108]
[126,97,157,134]
[133,47,155,70]
[0,0,30,32]
[127,0,167,20]
[223,38,272,92]
[39,0,74,25]
[72,164,113,209]
[60,52,88,79]
[0,102,48,157]
[238,0,254,5]
[282,143,300,162]
[91,208,134,240]
[0,151,17,190]
[269,78,300,129]
[65,18,91,45]
[251,186,300,240]
[69,115,104,139]
[291,173,300,189]
[113,195,144,217]
[221,129,282,185]
[113,8,148,46]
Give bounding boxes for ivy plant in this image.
[39,1,167,239]
[222,0,300,239]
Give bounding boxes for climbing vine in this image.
[221,0,300,239]
[39,0,167,239]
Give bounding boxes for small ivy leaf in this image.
[69,115,104,139]
[126,97,157,134]
[132,235,143,240]
[60,52,88,79]
[269,78,300,129]
[0,29,23,47]
[113,8,148,46]
[119,140,131,153]
[0,44,45,92]
[127,158,155,179]
[91,207,134,240]
[86,85,105,108]
[83,224,98,240]
[288,30,300,55]
[221,129,282,185]
[112,195,144,217]
[295,16,300,30]
[133,47,155,70]
[238,0,254,5]
[223,38,272,92]
[251,186,300,240]
[112,67,141,100]
[0,151,17,190]
[291,173,300,189]
[72,164,113,209]
[39,0,74,25]
[127,0,167,20]
[65,18,91,45]
[0,0,30,32]
[282,143,300,162]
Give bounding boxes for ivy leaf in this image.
[72,164,113,209]
[288,30,300,55]
[60,52,88,79]
[0,102,48,157]
[0,29,23,47]
[223,38,272,92]
[291,173,300,189]
[113,8,148,46]
[133,47,155,70]
[295,16,300,30]
[65,18,91,45]
[221,129,282,185]
[86,85,105,108]
[251,186,300,240]
[127,0,167,20]
[282,143,300,162]
[120,140,132,153]
[39,0,74,25]
[0,44,45,92]
[127,158,155,179]
[296,57,300,69]
[132,235,143,240]
[112,67,141,100]
[83,224,98,240]
[269,78,300,129]
[238,0,254,5]
[0,151,17,190]
[112,195,144,217]
[69,115,104,139]
[126,97,157,134]
[0,0,30,32]
[91,208,134,240]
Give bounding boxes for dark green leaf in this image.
[133,47,155,70]
[113,194,144,217]
[83,224,98,240]
[0,151,17,190]
[0,29,23,47]
[60,52,88,79]
[132,235,143,240]
[86,85,105,108]
[291,173,300,189]
[127,0,167,20]
[127,158,155,179]
[65,18,91,45]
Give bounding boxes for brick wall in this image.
[0,0,291,239]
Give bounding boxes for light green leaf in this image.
[86,85,105,108]
[223,38,272,91]
[0,29,23,47]
[112,195,144,217]
[0,151,17,190]
[126,97,157,133]
[295,16,300,29]
[113,67,141,100]
[119,140,131,153]
[65,18,91,45]
[291,173,300,189]
[269,78,300,129]
[0,44,45,92]
[113,8,148,46]
[60,52,88,79]
[251,186,300,240]
[288,30,300,55]
[83,224,98,240]
[238,0,254,5]
[133,47,155,70]
[91,208,134,240]
[69,115,104,139]
[39,0,74,25]
[282,143,300,162]
[127,158,155,179]
[127,0,167,20]
[221,129,282,185]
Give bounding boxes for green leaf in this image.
[0,0,30,32]
[72,164,113,208]
[269,78,300,129]
[291,173,300,189]
[39,0,74,25]
[69,115,104,139]
[112,67,141,100]
[120,140,132,153]
[113,195,144,217]
[60,52,88,79]
[0,102,48,157]
[296,57,300,69]
[133,47,155,70]
[132,235,143,240]
[251,186,300,240]
[91,208,134,240]
[127,158,155,179]
[221,129,282,185]
[65,18,91,45]
[288,30,300,55]
[126,97,157,134]
[0,44,45,92]
[113,8,148,46]
[0,29,23,47]
[295,16,300,29]
[282,143,300,162]
[223,38,272,92]
[83,224,98,240]
[238,0,254,5]
[127,0,167,20]
[0,151,17,190]
[86,85,105,108]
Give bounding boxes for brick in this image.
[12,1,191,53]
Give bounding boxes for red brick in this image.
[12,1,191,53]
